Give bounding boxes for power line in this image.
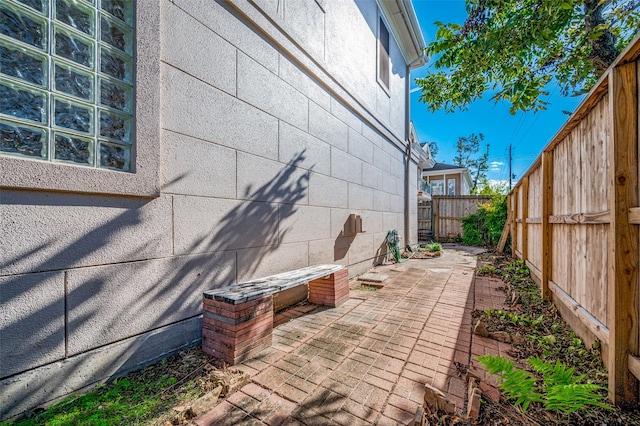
[512,82,560,150]
[505,111,529,148]
[509,144,513,190]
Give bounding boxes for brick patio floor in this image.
[196,246,493,426]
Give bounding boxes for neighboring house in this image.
[422,163,473,196]
[411,124,435,174]
[0,0,427,419]
[410,127,434,201]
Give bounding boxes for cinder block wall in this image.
[0,0,419,419]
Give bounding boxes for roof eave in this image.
[421,166,471,179]
[377,0,428,67]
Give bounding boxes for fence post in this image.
[433,197,439,242]
[511,187,518,258]
[541,151,553,301]
[521,176,529,262]
[607,61,639,407]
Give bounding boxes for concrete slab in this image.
[357,272,389,283]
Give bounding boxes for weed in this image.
[477,264,498,275]
[528,356,612,414]
[477,354,612,414]
[353,284,379,292]
[483,308,543,328]
[477,355,541,412]
[422,242,442,252]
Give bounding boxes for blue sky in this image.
[409,0,585,185]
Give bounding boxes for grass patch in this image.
[4,376,177,426]
[352,284,380,292]
[2,348,239,426]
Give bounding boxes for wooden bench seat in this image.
[202,264,349,365]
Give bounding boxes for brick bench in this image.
[202,264,349,365]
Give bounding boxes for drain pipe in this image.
[403,52,425,249]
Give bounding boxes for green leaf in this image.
[545,384,613,413]
[477,354,541,412]
[415,0,632,113]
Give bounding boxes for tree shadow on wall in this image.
[0,151,310,419]
[333,216,356,262]
[180,150,311,287]
[373,239,389,265]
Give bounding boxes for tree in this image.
[416,0,640,114]
[476,178,510,195]
[454,133,489,192]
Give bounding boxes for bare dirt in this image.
[464,253,640,426]
[128,348,247,425]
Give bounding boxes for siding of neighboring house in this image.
[0,0,423,418]
[461,175,470,194]
[425,173,468,196]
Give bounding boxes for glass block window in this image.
[0,0,134,171]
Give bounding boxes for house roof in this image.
[423,162,466,172]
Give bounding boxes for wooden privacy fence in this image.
[506,33,640,406]
[432,196,492,241]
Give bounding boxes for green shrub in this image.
[461,194,507,247]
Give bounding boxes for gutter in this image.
[397,0,427,65]
[404,49,426,248]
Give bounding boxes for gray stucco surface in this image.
[0,191,173,276]
[0,0,422,419]
[0,318,202,419]
[65,252,236,355]
[161,131,238,198]
[0,272,65,378]
[309,101,350,151]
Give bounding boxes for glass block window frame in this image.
[0,0,134,172]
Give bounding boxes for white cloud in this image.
[490,161,504,171]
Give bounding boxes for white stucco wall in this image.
[0,0,419,418]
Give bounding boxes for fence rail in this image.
[506,33,640,406]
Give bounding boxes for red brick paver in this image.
[470,275,514,395]
[198,246,485,425]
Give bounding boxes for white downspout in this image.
[404,50,426,248]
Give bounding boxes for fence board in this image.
[582,95,610,212]
[521,177,529,260]
[514,186,521,256]
[529,167,543,217]
[586,224,609,324]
